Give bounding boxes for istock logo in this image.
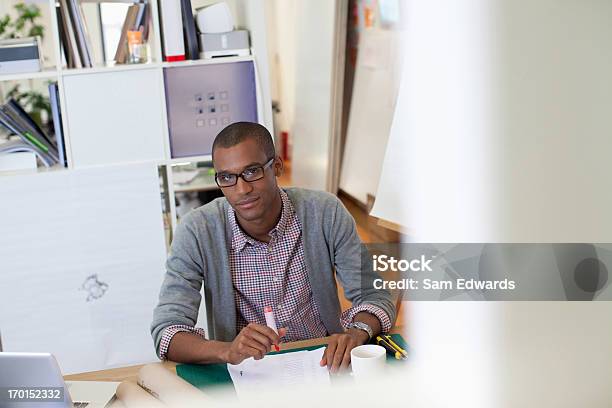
[372,255,434,272]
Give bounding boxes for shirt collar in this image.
[229,188,293,252]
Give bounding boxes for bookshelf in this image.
[0,0,278,373]
[0,0,273,234]
[0,0,273,372]
[0,70,60,82]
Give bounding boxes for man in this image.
[151,122,395,372]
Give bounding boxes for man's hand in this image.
[320,328,369,373]
[221,323,287,365]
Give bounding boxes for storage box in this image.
[0,37,41,75]
[199,30,250,59]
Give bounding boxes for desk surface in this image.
[63,336,330,383]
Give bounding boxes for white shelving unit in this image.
[0,0,273,370]
[0,0,274,234]
[0,69,60,82]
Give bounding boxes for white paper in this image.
[360,29,392,70]
[227,347,331,398]
[65,381,120,407]
[0,163,168,374]
[172,169,200,185]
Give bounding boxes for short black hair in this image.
[212,122,275,161]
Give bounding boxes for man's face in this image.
[213,138,281,223]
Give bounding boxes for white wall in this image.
[290,0,340,191]
[265,0,297,134]
[493,0,612,241]
[265,0,346,191]
[242,0,274,135]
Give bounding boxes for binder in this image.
[77,1,95,67]
[6,100,56,149]
[180,0,199,60]
[67,0,92,67]
[56,5,75,68]
[141,3,151,40]
[58,0,82,68]
[49,83,67,167]
[3,102,59,162]
[0,108,55,167]
[5,100,58,161]
[159,0,186,62]
[134,3,147,29]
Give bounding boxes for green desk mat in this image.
[176,333,408,391]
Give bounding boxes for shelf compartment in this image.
[62,67,166,167]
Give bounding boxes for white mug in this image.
[350,344,386,380]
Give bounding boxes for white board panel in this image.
[339,29,401,204]
[63,68,166,168]
[372,0,495,241]
[0,163,167,374]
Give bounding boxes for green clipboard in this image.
[176,333,408,391]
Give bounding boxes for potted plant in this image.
[0,3,50,129]
[0,3,44,39]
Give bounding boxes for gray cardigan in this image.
[150,187,395,357]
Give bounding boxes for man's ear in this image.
[274,155,284,177]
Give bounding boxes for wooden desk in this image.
[63,336,330,383]
[64,325,405,383]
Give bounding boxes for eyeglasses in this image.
[215,157,275,188]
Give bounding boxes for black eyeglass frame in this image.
[214,157,276,188]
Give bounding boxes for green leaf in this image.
[1,3,44,41]
[29,25,44,38]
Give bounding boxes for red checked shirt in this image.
[159,189,391,359]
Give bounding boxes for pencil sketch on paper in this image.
[80,274,109,302]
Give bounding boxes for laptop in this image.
[0,352,118,408]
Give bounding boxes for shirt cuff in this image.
[340,304,393,334]
[159,324,206,360]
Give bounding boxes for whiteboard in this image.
[372,0,495,241]
[339,29,401,205]
[0,163,168,374]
